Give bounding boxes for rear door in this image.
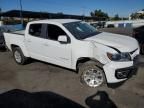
[26,23,47,59]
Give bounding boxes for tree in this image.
[131,13,137,19]
[130,12,144,19]
[139,14,144,19]
[90,9,109,20]
[111,14,121,21]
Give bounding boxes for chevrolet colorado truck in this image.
[4,19,140,87]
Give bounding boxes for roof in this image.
[31,19,80,24]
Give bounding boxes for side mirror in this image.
[58,35,68,43]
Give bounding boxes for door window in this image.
[47,24,66,41]
[29,24,42,37]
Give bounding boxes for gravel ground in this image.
[0,51,143,108]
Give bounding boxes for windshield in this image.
[63,21,101,40]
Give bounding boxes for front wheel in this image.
[79,61,106,88]
[13,47,27,65]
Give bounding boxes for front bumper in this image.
[115,66,137,79]
[103,56,139,83]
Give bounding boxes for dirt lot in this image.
[0,28,144,108]
[0,50,144,108]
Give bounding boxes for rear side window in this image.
[47,24,66,41]
[29,24,42,37]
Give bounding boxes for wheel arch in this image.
[11,44,30,57]
[11,44,19,50]
[76,57,104,72]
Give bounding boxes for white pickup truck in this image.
[4,19,140,87]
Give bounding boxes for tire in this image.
[12,47,27,65]
[141,43,144,55]
[78,61,106,88]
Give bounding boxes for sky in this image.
[0,0,144,17]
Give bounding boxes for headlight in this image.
[107,52,131,61]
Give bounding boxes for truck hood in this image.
[84,32,139,52]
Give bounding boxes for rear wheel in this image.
[78,61,106,87]
[13,47,27,65]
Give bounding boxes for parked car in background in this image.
[90,22,99,29]
[0,26,11,48]
[4,19,139,88]
[90,21,105,29]
[133,26,144,54]
[0,27,5,47]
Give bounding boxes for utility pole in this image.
[19,0,23,26]
[0,8,2,20]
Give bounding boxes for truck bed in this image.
[11,30,25,35]
[4,30,25,51]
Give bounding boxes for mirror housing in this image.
[58,35,68,43]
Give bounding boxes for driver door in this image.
[42,24,72,68]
